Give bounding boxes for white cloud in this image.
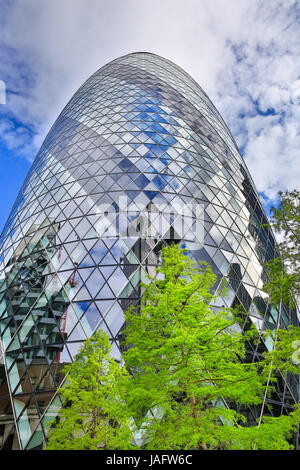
[212,1,300,203]
[0,0,299,205]
[244,118,300,200]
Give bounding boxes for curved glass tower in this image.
[0,52,299,450]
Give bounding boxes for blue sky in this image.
[0,0,300,230]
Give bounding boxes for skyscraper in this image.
[0,52,299,450]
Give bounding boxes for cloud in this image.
[212,0,300,202]
[0,119,31,150]
[0,0,299,207]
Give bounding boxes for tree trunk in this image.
[190,395,207,450]
[91,407,98,439]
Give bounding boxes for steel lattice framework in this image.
[0,52,299,450]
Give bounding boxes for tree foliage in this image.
[46,244,300,450]
[264,190,300,305]
[46,330,134,450]
[122,244,300,450]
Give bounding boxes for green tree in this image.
[46,330,134,450]
[264,189,300,305]
[122,244,300,450]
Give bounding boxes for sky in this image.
[0,0,300,230]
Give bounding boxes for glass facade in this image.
[0,52,299,450]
